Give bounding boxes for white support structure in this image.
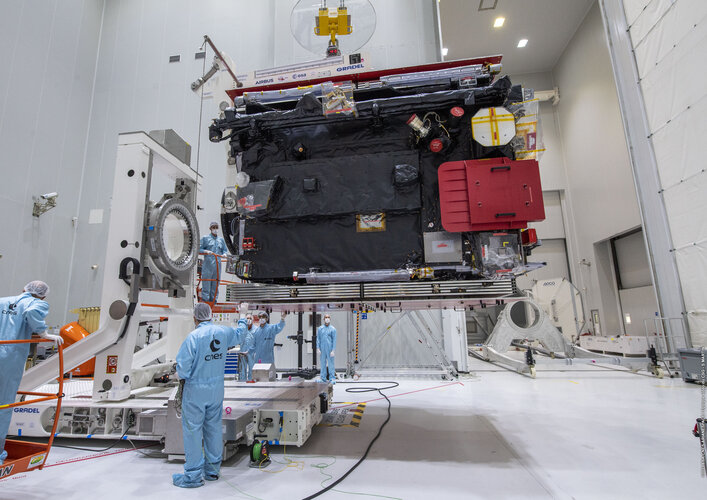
[479,299,663,378]
[19,132,201,401]
[528,278,586,342]
[441,309,469,373]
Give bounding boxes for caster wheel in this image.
[529,366,537,378]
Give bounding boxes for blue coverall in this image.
[0,293,50,464]
[238,325,257,381]
[173,318,246,488]
[253,320,286,366]
[199,234,228,303]
[317,324,337,383]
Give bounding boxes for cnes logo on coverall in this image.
[205,338,222,361]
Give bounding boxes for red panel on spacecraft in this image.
[438,157,545,232]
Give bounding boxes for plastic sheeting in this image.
[355,310,447,372]
[624,0,707,345]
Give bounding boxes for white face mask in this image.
[247,320,252,327]
[259,319,267,326]
[211,229,218,236]
[324,318,330,325]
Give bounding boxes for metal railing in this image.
[0,338,64,478]
[642,316,690,376]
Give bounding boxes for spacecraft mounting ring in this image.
[147,196,200,278]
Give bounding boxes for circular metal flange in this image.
[505,299,543,334]
[147,197,200,278]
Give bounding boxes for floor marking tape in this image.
[331,381,463,409]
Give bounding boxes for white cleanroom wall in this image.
[619,0,707,346]
[599,0,706,346]
[0,0,105,327]
[551,3,643,337]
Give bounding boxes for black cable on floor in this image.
[127,438,166,458]
[302,381,399,500]
[52,428,131,453]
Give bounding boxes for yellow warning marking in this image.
[516,148,547,154]
[569,380,579,385]
[470,116,515,123]
[319,403,367,428]
[490,107,498,145]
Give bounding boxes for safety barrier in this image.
[0,339,64,479]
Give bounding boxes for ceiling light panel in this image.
[517,39,528,48]
[493,17,505,28]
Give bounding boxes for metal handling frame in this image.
[11,131,331,461]
[224,279,518,313]
[223,280,519,380]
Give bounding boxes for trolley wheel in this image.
[529,366,537,378]
[654,367,665,379]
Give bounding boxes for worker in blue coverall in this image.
[238,313,256,381]
[172,302,248,488]
[252,311,287,368]
[317,313,337,384]
[199,221,228,303]
[0,281,63,465]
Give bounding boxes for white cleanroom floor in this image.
[1,359,704,499]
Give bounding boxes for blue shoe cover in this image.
[172,473,204,488]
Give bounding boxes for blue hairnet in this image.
[209,221,219,228]
[24,280,49,297]
[194,302,213,321]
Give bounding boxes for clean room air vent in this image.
[478,0,498,11]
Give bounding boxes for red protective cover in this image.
[438,157,545,232]
[522,228,538,246]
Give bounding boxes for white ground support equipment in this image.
[476,299,664,378]
[19,130,200,401]
[11,131,331,460]
[528,278,586,342]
